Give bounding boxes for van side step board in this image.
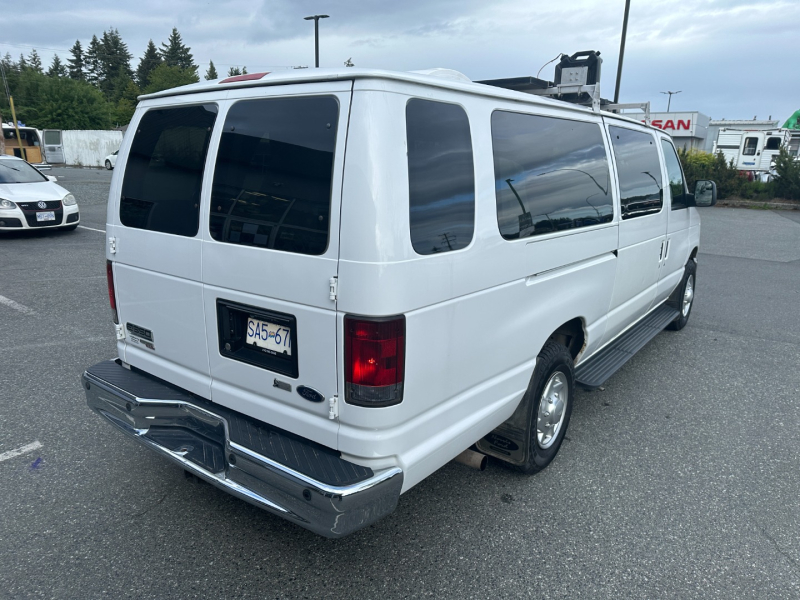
[575,304,680,389]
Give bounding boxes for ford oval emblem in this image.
[297,385,324,403]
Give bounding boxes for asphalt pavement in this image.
[1,170,799,599]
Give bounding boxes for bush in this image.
[678,148,774,200]
[773,147,800,200]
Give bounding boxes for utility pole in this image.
[613,0,631,104]
[303,14,329,68]
[660,90,682,111]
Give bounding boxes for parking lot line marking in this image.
[0,441,43,463]
[0,294,35,316]
[78,225,106,233]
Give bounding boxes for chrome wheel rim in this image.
[682,274,694,317]
[536,371,568,449]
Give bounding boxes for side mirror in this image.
[47,175,58,183]
[694,180,717,207]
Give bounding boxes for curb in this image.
[717,200,800,211]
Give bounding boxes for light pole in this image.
[304,14,329,68]
[661,90,681,111]
[613,0,631,104]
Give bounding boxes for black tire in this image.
[59,224,78,232]
[667,259,697,331]
[105,160,113,170]
[515,340,575,475]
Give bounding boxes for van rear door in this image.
[200,83,351,449]
[42,130,64,164]
[111,100,220,398]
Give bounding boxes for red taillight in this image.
[345,315,405,407]
[106,260,118,324]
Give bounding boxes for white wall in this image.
[62,130,123,167]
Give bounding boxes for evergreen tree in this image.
[67,40,84,80]
[99,28,134,101]
[28,49,43,73]
[227,66,247,76]
[136,40,161,89]
[205,60,218,80]
[18,53,28,71]
[47,54,68,77]
[84,35,102,85]
[160,28,196,72]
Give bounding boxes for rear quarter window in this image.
[406,99,475,255]
[209,96,339,256]
[492,111,613,240]
[120,104,217,237]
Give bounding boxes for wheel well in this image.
[548,318,586,362]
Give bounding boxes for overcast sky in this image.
[5,0,799,124]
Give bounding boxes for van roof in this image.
[138,66,655,129]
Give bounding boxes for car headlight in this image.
[62,193,77,206]
[0,198,17,210]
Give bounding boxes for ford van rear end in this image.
[84,76,403,537]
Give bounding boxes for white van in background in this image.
[81,67,717,538]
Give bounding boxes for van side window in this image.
[608,126,663,219]
[742,137,758,155]
[660,140,688,210]
[209,96,339,256]
[491,112,612,240]
[406,99,475,255]
[120,104,217,237]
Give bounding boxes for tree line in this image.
[0,28,243,130]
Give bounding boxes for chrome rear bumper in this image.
[82,360,403,538]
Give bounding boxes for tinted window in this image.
[608,126,663,219]
[407,99,475,255]
[43,130,61,145]
[121,104,217,237]
[492,111,612,240]
[209,96,338,256]
[765,137,781,150]
[661,140,687,210]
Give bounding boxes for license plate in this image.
[36,211,56,222]
[246,317,291,355]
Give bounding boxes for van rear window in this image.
[406,99,475,255]
[120,104,217,237]
[492,112,613,240]
[209,96,339,256]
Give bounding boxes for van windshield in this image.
[0,159,47,184]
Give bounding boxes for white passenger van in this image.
[82,67,717,537]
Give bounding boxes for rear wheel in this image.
[516,340,574,475]
[667,259,697,331]
[105,160,113,170]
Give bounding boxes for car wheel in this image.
[667,259,697,331]
[105,160,113,170]
[515,340,574,475]
[59,224,78,232]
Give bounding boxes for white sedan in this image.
[0,156,80,232]
[104,150,118,170]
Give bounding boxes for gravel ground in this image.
[1,172,799,599]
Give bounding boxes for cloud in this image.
[2,0,798,120]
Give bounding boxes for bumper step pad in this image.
[575,304,680,389]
